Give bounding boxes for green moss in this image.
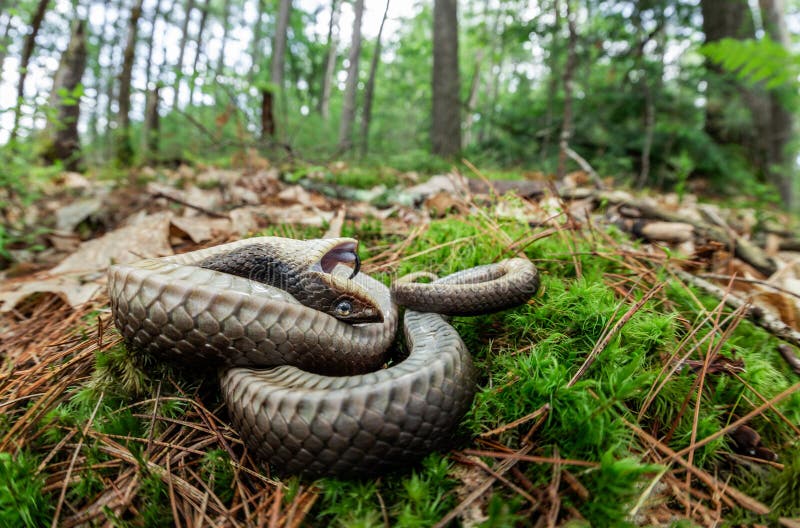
[0,452,52,528]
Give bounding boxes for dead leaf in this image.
[55,198,104,232]
[50,212,173,275]
[170,215,232,244]
[0,275,100,312]
[424,192,466,218]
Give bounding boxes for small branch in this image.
[674,269,800,348]
[151,190,229,219]
[565,147,604,189]
[778,344,800,375]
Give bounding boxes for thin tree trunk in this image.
[540,3,561,164]
[758,0,794,208]
[10,0,50,141]
[189,0,210,105]
[271,0,291,137]
[249,0,266,78]
[318,0,339,119]
[262,0,291,139]
[43,20,88,170]
[117,0,145,165]
[172,0,195,111]
[143,85,160,162]
[359,0,389,157]
[702,0,794,208]
[144,0,165,90]
[557,0,577,179]
[462,49,484,147]
[336,0,364,152]
[215,0,231,77]
[431,0,461,157]
[0,14,13,74]
[479,11,504,146]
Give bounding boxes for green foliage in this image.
[701,37,798,89]
[0,452,52,527]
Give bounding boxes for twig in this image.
[699,274,800,301]
[674,269,800,348]
[433,443,534,528]
[151,190,229,219]
[669,381,800,461]
[778,344,800,375]
[624,419,770,515]
[565,147,604,189]
[51,393,105,528]
[478,404,551,438]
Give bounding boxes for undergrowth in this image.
[1,203,798,526]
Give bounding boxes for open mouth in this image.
[314,240,360,279]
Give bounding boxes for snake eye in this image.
[335,299,352,316]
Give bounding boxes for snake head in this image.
[308,239,384,324]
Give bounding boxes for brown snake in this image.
[108,237,539,477]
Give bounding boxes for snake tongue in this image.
[318,242,360,279]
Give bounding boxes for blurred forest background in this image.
[1,0,799,217]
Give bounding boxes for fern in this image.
[701,36,798,88]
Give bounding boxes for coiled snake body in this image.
[108,237,539,477]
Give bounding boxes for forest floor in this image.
[1,156,799,527]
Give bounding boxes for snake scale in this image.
[108,237,539,477]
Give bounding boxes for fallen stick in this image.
[560,190,779,277]
[673,269,800,348]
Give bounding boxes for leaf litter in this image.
[0,162,799,526]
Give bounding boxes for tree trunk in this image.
[215,0,231,77]
[261,89,275,139]
[701,0,794,207]
[358,0,390,157]
[143,85,161,162]
[0,14,13,74]
[117,0,145,165]
[250,0,266,78]
[189,0,210,105]
[262,0,291,139]
[462,49,484,147]
[431,0,460,157]
[318,0,340,119]
[144,0,165,91]
[557,0,577,179]
[172,0,195,111]
[758,0,794,208]
[10,0,50,142]
[42,20,88,170]
[336,0,364,152]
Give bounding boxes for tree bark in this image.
[262,0,291,139]
[0,14,12,74]
[758,0,794,208]
[261,90,275,139]
[144,0,165,91]
[318,0,340,119]
[143,85,160,162]
[701,0,794,208]
[189,0,210,105]
[359,0,390,157]
[10,0,50,141]
[557,0,577,179]
[42,20,87,170]
[172,0,195,111]
[336,0,364,152]
[431,0,460,157]
[215,0,231,77]
[117,0,145,165]
[462,49,484,147]
[250,0,266,78]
